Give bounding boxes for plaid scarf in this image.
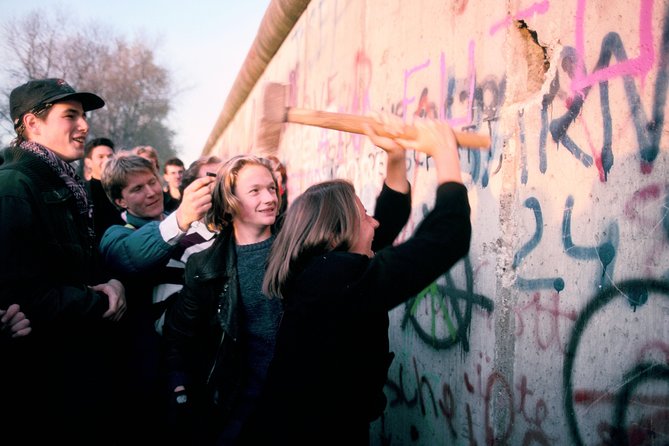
[18,140,95,240]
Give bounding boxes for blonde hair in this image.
[204,154,279,231]
[266,155,287,185]
[262,179,360,299]
[132,145,160,170]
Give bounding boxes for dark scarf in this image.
[18,140,95,239]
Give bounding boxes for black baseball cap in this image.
[10,78,105,127]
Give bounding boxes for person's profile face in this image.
[349,196,379,257]
[27,100,88,162]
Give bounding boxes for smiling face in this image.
[349,196,379,257]
[24,100,89,162]
[114,170,165,220]
[232,164,278,238]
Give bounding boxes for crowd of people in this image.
[0,78,471,446]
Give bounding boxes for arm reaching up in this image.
[365,114,462,186]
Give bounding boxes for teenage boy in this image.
[0,78,126,445]
[99,153,214,444]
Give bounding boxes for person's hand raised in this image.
[175,176,215,231]
[363,111,407,163]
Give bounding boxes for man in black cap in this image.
[0,78,127,445]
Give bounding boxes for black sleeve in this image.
[362,182,471,312]
[163,255,207,380]
[0,171,110,327]
[372,182,412,252]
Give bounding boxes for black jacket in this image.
[243,182,471,446]
[164,183,411,439]
[163,225,244,418]
[0,146,118,444]
[86,177,124,246]
[0,147,110,325]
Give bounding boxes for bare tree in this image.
[0,9,177,161]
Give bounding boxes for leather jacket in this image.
[163,225,243,416]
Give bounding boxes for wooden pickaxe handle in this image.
[285,108,491,149]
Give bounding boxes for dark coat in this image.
[243,182,471,446]
[86,177,124,246]
[0,146,117,444]
[163,225,244,419]
[0,146,110,326]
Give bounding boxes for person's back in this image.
[0,78,126,445]
[241,113,471,445]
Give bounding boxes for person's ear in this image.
[84,157,93,170]
[23,113,40,136]
[114,197,127,210]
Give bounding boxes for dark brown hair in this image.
[262,179,360,299]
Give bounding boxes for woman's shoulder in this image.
[285,252,374,308]
[312,250,368,267]
[298,251,369,286]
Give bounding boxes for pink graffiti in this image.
[636,340,669,363]
[572,0,655,92]
[403,58,431,123]
[390,352,552,444]
[288,69,298,107]
[440,52,447,121]
[325,75,336,107]
[514,292,578,352]
[573,112,608,182]
[622,184,668,276]
[352,50,372,116]
[574,389,669,407]
[449,41,477,128]
[574,341,669,409]
[451,0,468,16]
[484,371,514,444]
[489,0,550,35]
[404,44,478,127]
[623,183,663,223]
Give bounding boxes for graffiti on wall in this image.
[238,0,669,444]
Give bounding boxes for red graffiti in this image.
[514,292,578,352]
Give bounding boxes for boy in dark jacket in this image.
[0,78,126,445]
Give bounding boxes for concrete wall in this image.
[208,0,669,444]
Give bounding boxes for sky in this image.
[0,0,271,166]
